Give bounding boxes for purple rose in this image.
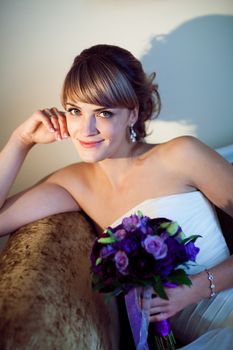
[114,250,129,275]
[185,242,200,262]
[142,235,168,260]
[122,215,141,232]
[122,214,150,234]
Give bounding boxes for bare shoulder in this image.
[41,161,95,207]
[156,135,208,157]
[154,136,233,215]
[153,135,225,166]
[42,161,91,186]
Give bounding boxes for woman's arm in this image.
[149,136,233,322]
[0,179,80,237]
[0,108,80,237]
[0,108,66,208]
[0,132,32,209]
[149,255,233,322]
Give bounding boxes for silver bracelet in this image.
[206,269,216,298]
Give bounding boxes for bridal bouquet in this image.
[90,211,200,350]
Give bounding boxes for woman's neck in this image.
[94,142,154,191]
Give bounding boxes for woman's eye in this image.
[97,111,113,119]
[67,108,81,116]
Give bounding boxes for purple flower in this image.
[114,251,129,275]
[129,250,155,279]
[152,256,175,277]
[90,212,200,301]
[142,235,168,260]
[122,215,141,231]
[118,238,139,254]
[100,245,116,259]
[185,242,200,262]
[122,214,150,234]
[114,229,127,241]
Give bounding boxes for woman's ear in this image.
[128,107,139,126]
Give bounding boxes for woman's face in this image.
[65,100,137,163]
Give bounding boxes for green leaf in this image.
[106,228,113,236]
[159,222,170,229]
[152,275,168,300]
[167,269,192,287]
[92,280,106,291]
[97,237,117,244]
[182,235,202,244]
[95,257,102,266]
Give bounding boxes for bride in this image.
[0,44,233,349]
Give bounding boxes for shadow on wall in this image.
[142,15,233,148]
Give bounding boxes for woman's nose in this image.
[79,116,98,136]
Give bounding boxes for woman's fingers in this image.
[42,108,69,140]
[52,108,70,139]
[33,109,55,133]
[150,304,168,315]
[141,293,171,322]
[141,294,167,308]
[149,311,168,322]
[15,108,69,147]
[149,296,169,322]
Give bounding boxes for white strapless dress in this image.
[111,191,233,349]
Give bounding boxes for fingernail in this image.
[50,128,55,132]
[56,135,62,141]
[63,133,69,138]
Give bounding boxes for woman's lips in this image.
[78,139,104,148]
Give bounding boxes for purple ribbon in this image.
[125,287,150,350]
[152,319,171,337]
[125,283,177,349]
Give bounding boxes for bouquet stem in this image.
[150,320,176,350]
[153,331,176,350]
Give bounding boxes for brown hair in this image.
[61,44,161,141]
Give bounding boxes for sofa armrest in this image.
[0,211,119,350]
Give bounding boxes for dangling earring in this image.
[130,124,137,143]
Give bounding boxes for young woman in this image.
[0,44,233,349]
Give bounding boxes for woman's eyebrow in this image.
[66,102,113,112]
[66,102,79,108]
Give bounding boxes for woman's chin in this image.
[76,148,107,163]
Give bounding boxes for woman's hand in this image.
[0,108,71,211]
[147,285,193,322]
[146,274,207,322]
[13,108,70,148]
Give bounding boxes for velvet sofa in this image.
[0,211,120,350]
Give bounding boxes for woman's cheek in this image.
[96,121,114,139]
[66,118,77,138]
